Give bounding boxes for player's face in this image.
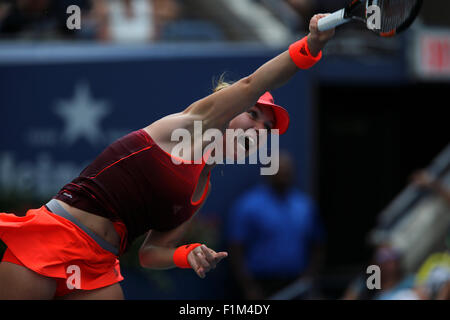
[224,105,275,160]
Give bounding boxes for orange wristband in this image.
[173,243,202,269]
[289,36,322,69]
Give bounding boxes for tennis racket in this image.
[317,0,423,37]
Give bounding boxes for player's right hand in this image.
[309,14,335,43]
[307,14,335,57]
[187,244,228,279]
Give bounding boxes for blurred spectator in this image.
[414,250,450,300]
[0,0,182,42]
[94,0,181,43]
[410,170,450,207]
[0,0,55,38]
[342,244,416,300]
[226,151,325,300]
[386,249,450,300]
[342,168,450,300]
[0,0,93,40]
[372,245,416,300]
[53,0,98,40]
[152,0,181,41]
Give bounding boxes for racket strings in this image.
[379,0,420,33]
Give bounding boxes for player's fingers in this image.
[195,251,211,271]
[200,245,217,268]
[207,248,228,260]
[317,13,330,19]
[191,247,210,270]
[196,266,205,279]
[310,15,320,32]
[312,13,331,33]
[214,251,228,263]
[187,254,205,278]
[311,14,319,23]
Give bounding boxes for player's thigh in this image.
[0,261,57,300]
[60,283,124,300]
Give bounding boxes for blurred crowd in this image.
[226,151,325,300]
[225,151,450,300]
[0,0,191,42]
[1,0,445,45]
[0,0,388,43]
[0,0,448,44]
[335,169,450,300]
[342,242,450,300]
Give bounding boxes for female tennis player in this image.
[0,14,334,300]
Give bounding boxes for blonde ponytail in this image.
[212,73,234,93]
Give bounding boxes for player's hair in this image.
[212,73,234,93]
[211,73,232,178]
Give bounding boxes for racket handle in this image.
[317,9,351,31]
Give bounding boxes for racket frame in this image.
[317,0,423,37]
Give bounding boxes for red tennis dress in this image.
[0,129,211,297]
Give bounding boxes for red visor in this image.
[256,92,290,135]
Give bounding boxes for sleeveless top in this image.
[54,129,211,251]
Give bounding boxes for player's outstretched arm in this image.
[184,14,335,131]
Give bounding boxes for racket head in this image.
[368,0,423,37]
[317,0,423,36]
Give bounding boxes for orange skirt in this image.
[0,203,126,298]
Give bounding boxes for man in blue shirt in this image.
[227,151,325,299]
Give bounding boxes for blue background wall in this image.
[0,43,316,208]
[0,42,407,299]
